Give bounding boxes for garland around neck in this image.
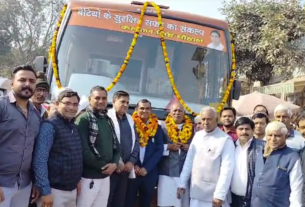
[132,111,159,147]
[165,114,193,144]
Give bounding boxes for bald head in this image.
[170,102,185,124]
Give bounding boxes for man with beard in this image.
[76,86,120,207]
[231,117,265,207]
[107,90,139,207]
[125,99,164,207]
[158,102,193,207]
[0,65,40,207]
[220,106,238,141]
[33,90,83,207]
[178,106,234,207]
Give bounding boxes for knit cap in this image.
[36,71,50,90]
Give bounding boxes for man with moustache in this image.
[107,90,140,207]
[33,90,83,207]
[76,86,120,207]
[220,107,238,142]
[158,102,193,207]
[31,71,49,119]
[251,122,303,207]
[230,117,265,207]
[273,104,304,152]
[0,65,40,207]
[125,99,164,207]
[178,106,234,207]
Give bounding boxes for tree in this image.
[221,0,305,85]
[0,0,65,72]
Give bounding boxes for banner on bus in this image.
[68,7,227,52]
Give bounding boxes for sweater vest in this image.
[158,122,193,177]
[46,113,83,191]
[251,146,299,207]
[190,128,230,201]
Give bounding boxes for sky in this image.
[114,0,225,20]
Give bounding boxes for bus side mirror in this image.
[232,80,241,100]
[33,56,47,73]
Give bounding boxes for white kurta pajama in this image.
[158,123,190,207]
[179,127,235,207]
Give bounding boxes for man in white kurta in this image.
[178,106,235,207]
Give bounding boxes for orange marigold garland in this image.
[50,4,67,89]
[132,111,159,147]
[51,2,237,115]
[165,114,193,144]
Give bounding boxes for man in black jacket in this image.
[33,90,83,207]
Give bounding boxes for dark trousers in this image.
[231,193,250,207]
[107,172,129,207]
[124,177,157,207]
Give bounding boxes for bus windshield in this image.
[51,7,230,112]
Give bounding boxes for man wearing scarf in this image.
[251,121,303,207]
[107,90,139,207]
[158,102,193,207]
[125,99,164,207]
[75,86,120,207]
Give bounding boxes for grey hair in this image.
[200,106,218,118]
[265,121,288,136]
[194,115,201,123]
[274,104,293,118]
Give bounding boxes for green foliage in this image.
[0,0,65,70]
[221,0,305,85]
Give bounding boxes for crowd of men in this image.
[0,64,305,207]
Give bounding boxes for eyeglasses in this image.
[60,101,79,107]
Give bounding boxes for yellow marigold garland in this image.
[132,111,159,147]
[50,2,237,115]
[165,114,193,144]
[50,4,67,89]
[217,35,236,113]
[105,3,149,92]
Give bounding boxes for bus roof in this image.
[69,0,229,30]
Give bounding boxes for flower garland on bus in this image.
[132,111,159,147]
[165,114,193,144]
[217,35,236,113]
[50,2,236,114]
[50,4,67,89]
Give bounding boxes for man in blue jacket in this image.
[124,99,164,207]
